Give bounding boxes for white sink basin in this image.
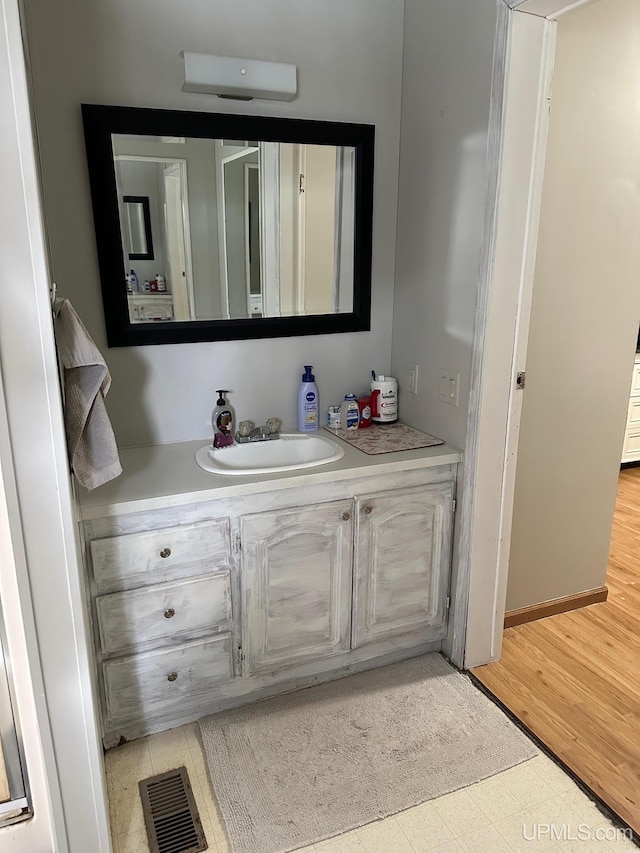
[195,432,345,476]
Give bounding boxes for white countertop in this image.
[78,433,462,519]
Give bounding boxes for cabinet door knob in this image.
[342,512,351,521]
[363,506,373,515]
[160,547,172,558]
[164,608,175,619]
[167,672,178,682]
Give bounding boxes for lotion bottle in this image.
[298,366,319,432]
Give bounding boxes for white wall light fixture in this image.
[181,51,297,101]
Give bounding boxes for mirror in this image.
[82,105,374,346]
[123,196,154,260]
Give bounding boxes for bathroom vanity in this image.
[78,438,461,746]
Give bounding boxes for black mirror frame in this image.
[123,195,154,261]
[81,104,375,348]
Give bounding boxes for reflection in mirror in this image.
[112,134,356,324]
[81,105,374,346]
[123,196,154,260]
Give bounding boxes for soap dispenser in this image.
[212,390,235,448]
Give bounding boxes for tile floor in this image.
[105,722,638,853]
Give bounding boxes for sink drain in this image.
[138,766,207,853]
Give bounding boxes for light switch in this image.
[438,370,460,407]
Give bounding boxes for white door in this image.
[504,0,640,615]
[0,0,109,848]
[462,0,640,667]
[164,165,192,320]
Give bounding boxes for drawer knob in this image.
[167,672,178,682]
[160,547,172,559]
[342,512,351,521]
[164,608,175,619]
[363,506,373,515]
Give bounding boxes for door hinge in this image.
[299,173,305,193]
[451,498,456,514]
[445,596,451,611]
[516,371,526,390]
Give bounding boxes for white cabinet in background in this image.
[621,354,640,463]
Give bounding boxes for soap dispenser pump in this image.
[212,390,235,448]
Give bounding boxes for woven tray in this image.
[324,422,444,455]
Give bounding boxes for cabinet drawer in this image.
[630,362,640,397]
[103,635,233,722]
[96,572,231,655]
[90,519,230,588]
[622,429,640,462]
[627,397,640,429]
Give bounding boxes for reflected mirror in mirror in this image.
[122,195,154,260]
[82,106,374,346]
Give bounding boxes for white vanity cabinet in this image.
[241,500,354,676]
[127,293,174,322]
[79,439,461,743]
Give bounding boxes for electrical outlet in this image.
[438,369,460,407]
[408,364,419,395]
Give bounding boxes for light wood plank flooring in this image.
[472,465,640,835]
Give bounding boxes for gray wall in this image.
[506,0,640,610]
[23,0,404,446]
[391,0,498,451]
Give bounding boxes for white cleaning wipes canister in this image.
[370,376,398,423]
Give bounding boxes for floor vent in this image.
[139,766,207,853]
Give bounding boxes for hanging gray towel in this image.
[54,298,122,490]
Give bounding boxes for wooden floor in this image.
[472,466,640,835]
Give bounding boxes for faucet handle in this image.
[266,418,281,435]
[238,420,255,437]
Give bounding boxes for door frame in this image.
[0,0,111,848]
[451,0,599,669]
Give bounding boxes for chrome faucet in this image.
[235,418,281,443]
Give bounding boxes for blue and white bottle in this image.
[298,366,319,432]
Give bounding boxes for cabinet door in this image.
[241,500,353,676]
[353,483,453,648]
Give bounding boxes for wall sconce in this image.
[181,51,297,102]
